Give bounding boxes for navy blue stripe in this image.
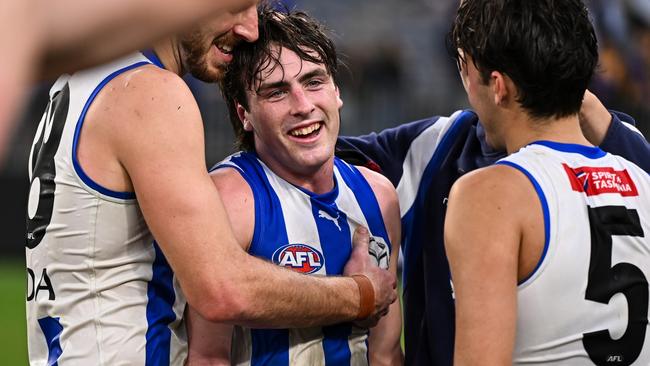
[401,111,474,289]
[226,153,290,366]
[317,193,354,365]
[72,60,152,200]
[496,161,551,285]
[530,140,606,159]
[38,316,63,366]
[142,50,165,68]
[311,196,350,275]
[335,159,391,250]
[145,242,176,366]
[323,324,353,366]
[248,329,288,366]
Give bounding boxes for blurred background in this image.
[1,0,649,363]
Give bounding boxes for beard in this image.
[179,29,223,83]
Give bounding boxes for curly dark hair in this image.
[447,0,598,119]
[220,3,339,151]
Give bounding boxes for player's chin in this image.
[190,64,226,83]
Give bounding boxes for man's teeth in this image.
[216,44,233,54]
[290,123,321,137]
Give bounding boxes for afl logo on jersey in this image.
[272,244,324,274]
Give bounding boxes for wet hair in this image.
[447,0,598,119]
[220,3,339,151]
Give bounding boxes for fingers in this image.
[352,225,370,252]
[344,226,372,276]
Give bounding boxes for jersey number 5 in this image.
[583,205,647,366]
[26,84,69,249]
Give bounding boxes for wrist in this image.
[351,274,374,319]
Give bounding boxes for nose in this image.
[290,88,315,117]
[233,6,259,43]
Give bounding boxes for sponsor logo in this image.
[606,355,623,363]
[318,210,341,231]
[563,164,638,197]
[272,244,324,274]
[27,267,56,301]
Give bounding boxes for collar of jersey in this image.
[141,50,165,69]
[529,140,606,159]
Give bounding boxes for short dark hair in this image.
[220,4,339,151]
[447,0,598,119]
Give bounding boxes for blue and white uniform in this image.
[214,152,392,366]
[26,52,187,365]
[499,141,650,365]
[337,110,650,366]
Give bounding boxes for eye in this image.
[265,89,287,100]
[305,78,325,89]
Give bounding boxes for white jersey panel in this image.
[26,53,187,365]
[218,153,391,366]
[499,142,650,365]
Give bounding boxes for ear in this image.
[335,85,343,109]
[236,103,253,131]
[490,71,511,106]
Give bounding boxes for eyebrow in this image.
[257,68,330,93]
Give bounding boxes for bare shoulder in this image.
[87,64,205,170]
[209,167,255,205]
[209,166,255,250]
[90,64,200,135]
[356,165,401,247]
[356,166,398,204]
[445,164,538,254]
[449,164,533,207]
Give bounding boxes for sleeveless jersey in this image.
[214,152,392,366]
[26,52,187,365]
[497,141,650,365]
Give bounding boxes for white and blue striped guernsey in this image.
[26,51,187,365]
[214,152,392,366]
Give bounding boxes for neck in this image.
[152,38,184,76]
[504,113,592,154]
[260,154,336,195]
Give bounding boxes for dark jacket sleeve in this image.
[336,117,438,186]
[600,111,650,173]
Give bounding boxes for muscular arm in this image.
[186,168,253,365]
[39,0,256,78]
[444,165,538,365]
[94,67,395,328]
[360,167,404,365]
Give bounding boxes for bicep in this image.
[363,167,404,364]
[444,168,522,365]
[367,241,403,365]
[210,168,255,251]
[112,72,246,309]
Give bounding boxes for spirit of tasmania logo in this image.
[272,244,324,274]
[562,164,638,197]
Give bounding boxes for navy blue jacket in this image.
[337,110,650,366]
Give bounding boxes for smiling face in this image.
[238,45,343,189]
[180,2,259,82]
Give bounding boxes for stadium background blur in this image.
[1,0,648,363]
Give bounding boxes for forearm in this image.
[368,300,404,366]
[39,0,253,78]
[218,254,361,328]
[186,307,232,366]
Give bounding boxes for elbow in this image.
[189,282,252,323]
